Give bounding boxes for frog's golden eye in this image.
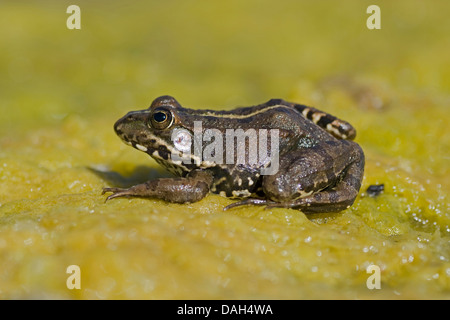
[150,108,173,129]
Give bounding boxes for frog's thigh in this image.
[292,153,364,213]
[263,141,350,201]
[263,141,364,213]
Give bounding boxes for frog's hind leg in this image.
[224,140,364,213]
[223,155,364,213]
[259,140,364,213]
[265,144,365,213]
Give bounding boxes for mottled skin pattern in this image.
[103,96,365,213]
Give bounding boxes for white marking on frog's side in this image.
[152,150,160,158]
[232,190,252,198]
[136,144,148,152]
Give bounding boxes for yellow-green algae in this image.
[0,1,449,299]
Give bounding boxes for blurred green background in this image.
[0,0,448,299]
[1,1,448,135]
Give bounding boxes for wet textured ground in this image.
[0,1,448,299]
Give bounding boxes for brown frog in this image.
[103,96,364,213]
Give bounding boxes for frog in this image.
[102,95,365,213]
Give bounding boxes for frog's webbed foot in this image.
[263,193,354,213]
[264,201,300,209]
[223,198,275,211]
[224,197,324,212]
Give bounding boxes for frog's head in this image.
[113,95,197,175]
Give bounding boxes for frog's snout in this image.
[113,111,147,143]
[113,115,126,136]
[113,114,128,138]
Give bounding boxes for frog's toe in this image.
[102,187,132,202]
[102,187,123,195]
[224,198,271,211]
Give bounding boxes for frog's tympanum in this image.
[103,96,364,213]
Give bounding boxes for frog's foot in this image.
[264,199,308,210]
[264,193,353,213]
[224,198,275,211]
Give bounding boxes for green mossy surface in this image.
[0,1,448,299]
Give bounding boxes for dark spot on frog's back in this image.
[316,114,335,128]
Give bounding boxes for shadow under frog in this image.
[89,165,172,191]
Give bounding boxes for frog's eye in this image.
[150,108,173,129]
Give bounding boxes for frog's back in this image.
[260,99,357,140]
[188,98,356,140]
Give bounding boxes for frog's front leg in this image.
[103,169,213,204]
